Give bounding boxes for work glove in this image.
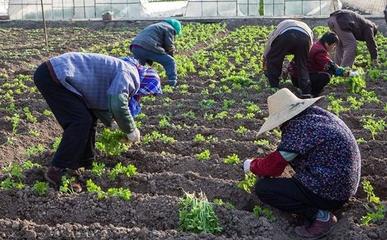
[127,128,141,143]
[349,71,359,77]
[243,159,254,174]
[166,79,177,87]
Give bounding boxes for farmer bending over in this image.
[287,32,357,97]
[33,52,161,187]
[263,20,314,98]
[130,18,182,87]
[243,88,361,239]
[328,9,378,67]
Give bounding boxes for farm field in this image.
[0,21,386,239]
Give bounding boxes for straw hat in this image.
[257,88,323,135]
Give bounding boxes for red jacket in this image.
[288,41,331,78]
[250,151,288,177]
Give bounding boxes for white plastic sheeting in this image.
[5,0,187,20]
[340,0,385,15]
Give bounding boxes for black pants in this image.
[265,30,311,94]
[291,72,331,97]
[33,63,97,169]
[255,178,346,221]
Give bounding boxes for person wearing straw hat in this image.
[33,52,162,189]
[130,19,182,87]
[243,88,361,239]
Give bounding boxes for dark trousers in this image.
[291,72,331,97]
[265,30,311,94]
[255,178,346,221]
[33,63,97,170]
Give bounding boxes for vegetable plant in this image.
[361,115,386,140]
[253,205,275,222]
[236,126,248,135]
[59,176,77,194]
[106,187,132,201]
[223,154,240,165]
[237,172,257,193]
[142,131,176,144]
[196,149,211,161]
[96,128,129,156]
[32,181,49,196]
[179,192,222,234]
[213,198,235,209]
[108,163,137,180]
[91,162,106,177]
[360,180,385,225]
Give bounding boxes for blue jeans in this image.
[131,46,177,81]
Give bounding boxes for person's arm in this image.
[107,71,138,134]
[249,151,297,177]
[163,29,175,56]
[108,94,136,134]
[325,60,346,76]
[364,27,378,61]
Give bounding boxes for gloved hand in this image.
[166,79,177,87]
[127,128,140,143]
[349,71,359,77]
[243,159,254,174]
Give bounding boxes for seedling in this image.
[246,102,261,114]
[10,113,20,134]
[142,131,176,144]
[254,139,270,147]
[193,134,206,143]
[236,126,248,135]
[23,107,37,123]
[223,154,241,165]
[199,99,216,109]
[196,149,211,161]
[360,180,385,225]
[96,128,129,156]
[25,144,45,158]
[179,192,222,234]
[182,111,196,120]
[159,115,171,129]
[163,85,174,94]
[86,179,106,200]
[51,137,61,151]
[91,162,106,177]
[237,172,257,193]
[32,181,49,196]
[327,96,349,116]
[213,198,235,209]
[361,115,386,140]
[253,205,275,222]
[222,99,235,110]
[108,163,137,180]
[43,109,53,117]
[356,138,367,144]
[59,176,77,194]
[107,187,132,201]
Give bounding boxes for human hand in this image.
[166,79,177,87]
[243,159,254,174]
[127,128,141,143]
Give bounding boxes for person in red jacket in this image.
[243,88,361,239]
[288,32,348,97]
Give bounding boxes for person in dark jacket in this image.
[263,20,314,98]
[288,32,350,97]
[130,19,182,87]
[243,88,361,239]
[328,9,378,67]
[33,52,162,188]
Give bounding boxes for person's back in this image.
[330,10,377,41]
[49,52,139,109]
[280,106,361,201]
[132,22,175,54]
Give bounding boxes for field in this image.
[0,21,386,239]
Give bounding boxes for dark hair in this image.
[319,32,339,45]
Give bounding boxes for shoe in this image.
[294,213,337,239]
[44,166,65,187]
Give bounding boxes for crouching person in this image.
[263,20,314,98]
[33,52,161,188]
[243,88,361,239]
[288,32,349,97]
[130,19,182,87]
